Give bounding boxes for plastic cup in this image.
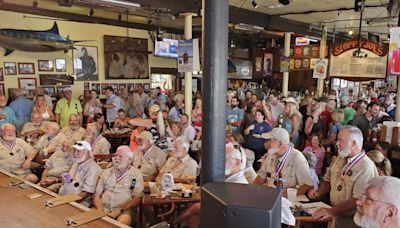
[287,188,297,205]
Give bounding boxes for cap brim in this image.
[261,132,273,140]
[72,145,85,150]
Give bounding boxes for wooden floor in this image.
[0,172,128,228]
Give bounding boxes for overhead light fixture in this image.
[88,8,94,17]
[98,0,140,8]
[252,0,259,8]
[278,0,291,5]
[348,30,354,35]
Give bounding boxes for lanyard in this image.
[68,127,80,137]
[90,136,101,149]
[115,166,131,183]
[1,140,15,152]
[340,150,365,180]
[46,136,57,147]
[275,147,293,177]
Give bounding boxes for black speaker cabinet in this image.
[201,182,281,228]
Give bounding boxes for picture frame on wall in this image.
[4,62,17,75]
[91,83,100,94]
[110,83,118,92]
[42,86,55,97]
[84,82,90,90]
[38,60,54,72]
[127,83,135,92]
[101,83,109,95]
[56,85,69,94]
[55,58,66,72]
[0,84,4,95]
[18,78,37,97]
[18,63,35,74]
[73,45,98,81]
[0,68,3,81]
[39,74,74,86]
[118,83,126,90]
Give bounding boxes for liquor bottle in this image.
[278,114,284,128]
[276,173,284,191]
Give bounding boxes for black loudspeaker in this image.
[201,182,281,228]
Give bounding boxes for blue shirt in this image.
[0,106,16,128]
[168,106,184,122]
[247,121,272,150]
[227,107,244,134]
[9,97,33,132]
[106,94,121,123]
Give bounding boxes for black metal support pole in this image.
[201,0,229,185]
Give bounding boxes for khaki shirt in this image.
[44,150,74,178]
[132,145,167,182]
[21,121,49,144]
[257,148,313,188]
[324,154,378,207]
[59,158,102,197]
[95,166,144,212]
[35,133,66,155]
[61,127,87,142]
[225,171,248,184]
[90,136,111,155]
[159,155,198,181]
[0,138,35,172]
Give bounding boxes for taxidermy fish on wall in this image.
[0,22,85,56]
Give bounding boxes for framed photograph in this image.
[39,74,74,85]
[84,82,90,90]
[263,53,273,77]
[42,86,55,97]
[4,62,17,75]
[18,63,35,74]
[55,58,66,72]
[91,83,100,94]
[127,83,135,92]
[73,45,98,81]
[38,60,54,72]
[0,68,3,81]
[118,83,127,90]
[104,35,149,79]
[110,83,118,92]
[18,78,37,97]
[56,86,69,94]
[101,83,109,95]
[0,84,4,95]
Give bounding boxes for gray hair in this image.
[1,123,15,131]
[367,176,400,212]
[245,149,255,168]
[303,150,317,169]
[341,125,363,148]
[46,122,60,131]
[175,136,190,151]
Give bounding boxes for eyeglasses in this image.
[361,193,394,206]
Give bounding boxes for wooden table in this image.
[0,169,129,228]
[293,216,333,228]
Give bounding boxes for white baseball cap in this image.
[72,141,92,151]
[262,128,290,144]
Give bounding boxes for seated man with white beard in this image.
[308,126,378,228]
[131,131,167,182]
[20,112,48,145]
[60,114,87,143]
[59,141,102,206]
[0,124,38,183]
[253,128,313,196]
[353,176,400,228]
[39,139,75,192]
[156,136,198,184]
[35,122,66,160]
[93,146,144,226]
[86,124,111,155]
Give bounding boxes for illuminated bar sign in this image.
[332,39,387,56]
[295,37,310,46]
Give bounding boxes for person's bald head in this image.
[46,122,60,137]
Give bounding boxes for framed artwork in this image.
[84,82,90,90]
[263,53,273,77]
[18,78,37,97]
[73,45,98,81]
[42,86,55,97]
[110,83,118,92]
[118,83,127,90]
[101,83,109,95]
[91,83,100,94]
[56,86,69,94]
[18,63,35,74]
[293,46,303,58]
[127,83,135,92]
[104,35,149,79]
[38,60,54,72]
[39,74,74,85]
[0,84,4,95]
[55,58,66,72]
[4,62,17,75]
[0,68,3,81]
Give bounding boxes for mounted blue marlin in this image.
[0,22,82,56]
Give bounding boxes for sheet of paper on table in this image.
[296,195,310,202]
[295,201,332,215]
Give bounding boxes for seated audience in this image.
[86,123,111,155]
[61,114,87,142]
[366,150,392,176]
[87,113,107,134]
[303,150,319,190]
[93,146,144,226]
[33,95,55,121]
[35,122,66,159]
[243,148,257,183]
[20,112,48,145]
[181,114,196,142]
[0,95,16,128]
[114,109,130,128]
[303,134,325,176]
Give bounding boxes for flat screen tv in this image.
[154,38,178,58]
